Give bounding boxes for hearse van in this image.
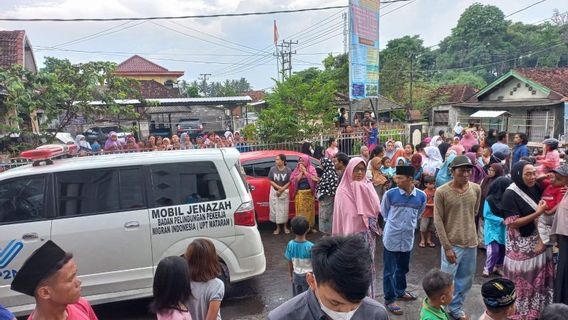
[0,148,265,314]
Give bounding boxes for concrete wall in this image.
[487,78,548,101]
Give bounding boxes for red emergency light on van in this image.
[20,144,78,166]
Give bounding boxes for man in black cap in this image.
[380,165,427,315]
[11,240,98,320]
[434,155,481,320]
[480,278,516,320]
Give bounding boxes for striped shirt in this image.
[284,240,314,274]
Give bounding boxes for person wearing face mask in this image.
[267,235,389,320]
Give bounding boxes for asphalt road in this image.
[88,222,491,320]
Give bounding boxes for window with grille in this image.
[433,111,449,126]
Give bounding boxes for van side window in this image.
[0,175,47,224]
[150,162,225,207]
[56,167,146,216]
[252,161,273,177]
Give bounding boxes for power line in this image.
[149,21,264,55]
[212,9,346,76]
[0,1,413,22]
[51,21,138,48]
[381,0,417,17]
[167,20,270,55]
[505,0,547,18]
[424,2,554,50]
[531,10,568,24]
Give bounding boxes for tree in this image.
[433,70,487,89]
[0,57,141,139]
[204,77,252,97]
[257,71,337,143]
[179,80,200,97]
[379,35,432,104]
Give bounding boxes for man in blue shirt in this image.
[381,165,427,315]
[511,132,529,167]
[491,131,510,157]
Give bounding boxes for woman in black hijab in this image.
[486,129,497,147]
[482,176,511,277]
[438,139,451,161]
[501,161,554,319]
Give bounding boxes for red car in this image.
[240,150,321,223]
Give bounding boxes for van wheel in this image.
[218,261,231,292]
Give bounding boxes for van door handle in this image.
[124,221,140,229]
[22,233,39,241]
[249,185,256,191]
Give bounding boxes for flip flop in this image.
[397,291,417,301]
[419,243,426,248]
[273,230,280,235]
[428,243,436,248]
[284,229,291,234]
[386,303,403,315]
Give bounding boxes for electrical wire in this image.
[0,1,413,22]
[212,9,346,76]
[51,20,137,48]
[505,0,547,18]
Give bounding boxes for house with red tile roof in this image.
[431,68,568,142]
[0,30,37,72]
[115,55,184,99]
[0,30,38,135]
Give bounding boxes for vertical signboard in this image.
[349,0,380,100]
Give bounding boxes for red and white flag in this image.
[273,20,279,45]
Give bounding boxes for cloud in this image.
[0,0,565,89]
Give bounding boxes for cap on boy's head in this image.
[481,278,516,309]
[395,165,416,177]
[551,165,568,177]
[450,155,473,169]
[11,240,67,296]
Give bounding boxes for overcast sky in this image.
[0,0,565,90]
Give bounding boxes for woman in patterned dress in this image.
[315,158,338,235]
[502,161,554,319]
[290,155,319,232]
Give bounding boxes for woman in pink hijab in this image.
[290,155,319,232]
[460,131,478,153]
[332,157,381,297]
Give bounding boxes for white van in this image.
[0,148,266,314]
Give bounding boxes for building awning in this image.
[470,110,510,118]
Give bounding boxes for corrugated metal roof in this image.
[470,110,510,118]
[88,96,253,106]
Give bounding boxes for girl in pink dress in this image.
[536,138,560,176]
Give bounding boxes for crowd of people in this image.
[2,120,568,320]
[73,130,253,154]
[266,122,568,319]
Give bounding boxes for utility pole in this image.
[199,73,211,96]
[342,12,348,54]
[278,40,297,79]
[408,54,414,121]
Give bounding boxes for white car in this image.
[0,148,266,315]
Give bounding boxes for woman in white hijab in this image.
[75,134,92,152]
[423,146,443,176]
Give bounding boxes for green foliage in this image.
[256,54,346,143]
[179,80,200,97]
[240,123,258,141]
[378,3,568,111]
[0,57,141,138]
[199,77,252,97]
[433,70,487,89]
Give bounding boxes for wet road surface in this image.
[92,223,490,319]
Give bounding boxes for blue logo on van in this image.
[0,240,24,268]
